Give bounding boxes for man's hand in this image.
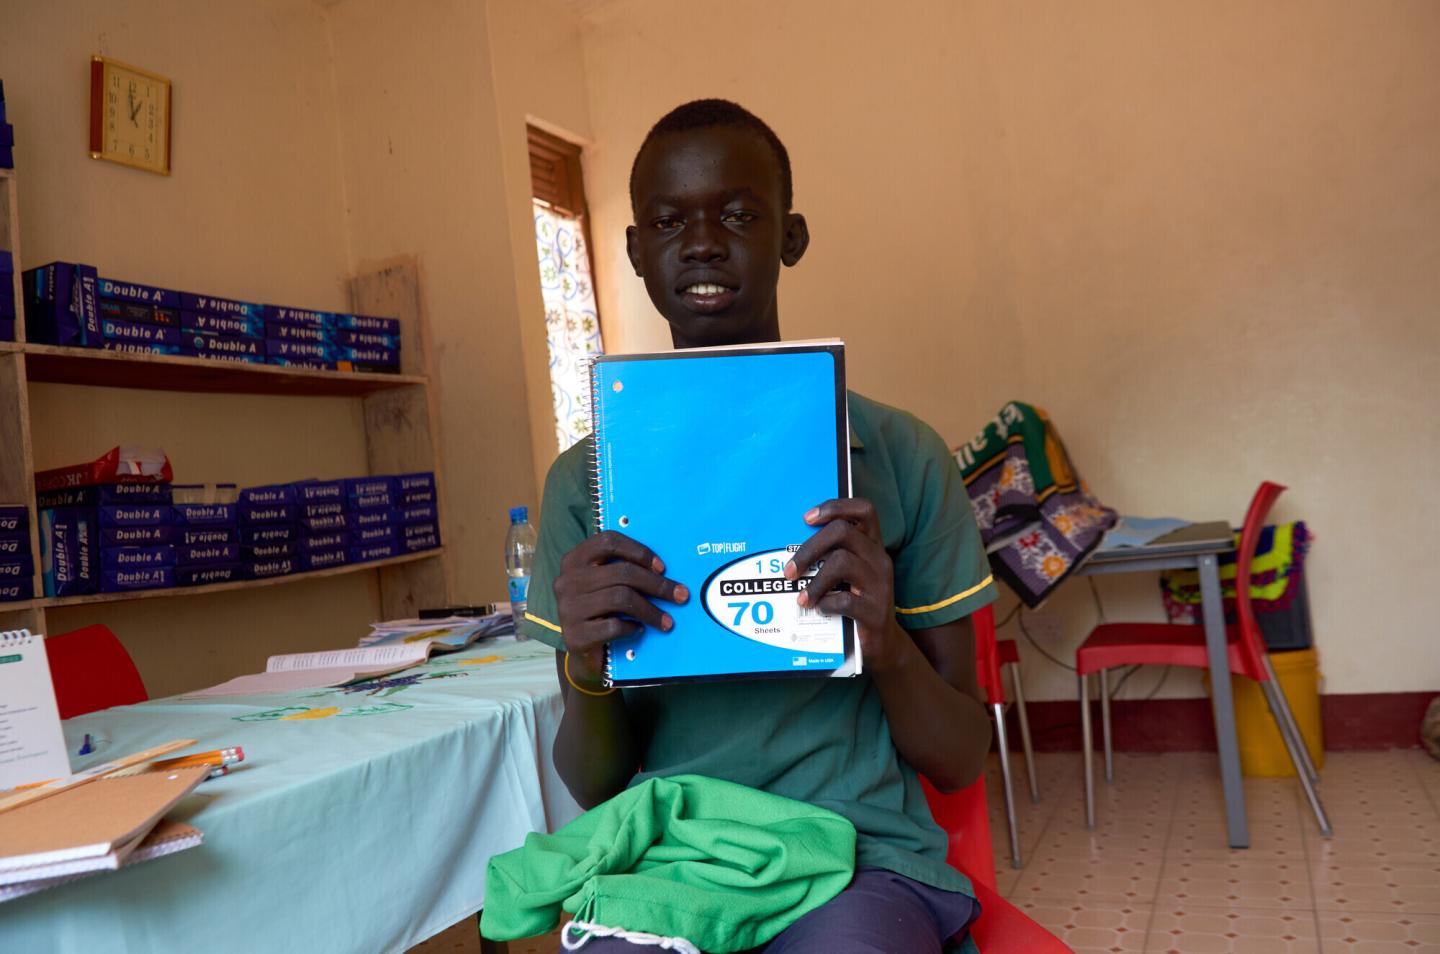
[783,497,911,671]
[553,530,689,686]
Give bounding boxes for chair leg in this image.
[1261,656,1320,784]
[1098,667,1114,784]
[1260,680,1334,837]
[992,701,1024,869]
[1007,660,1041,803]
[1079,673,1095,830]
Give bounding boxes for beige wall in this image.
[326,0,557,614]
[486,0,596,493]
[2,0,379,697]
[574,0,1440,700]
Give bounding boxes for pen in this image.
[78,733,94,756]
[151,746,245,771]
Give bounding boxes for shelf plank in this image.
[13,342,427,396]
[40,548,444,609]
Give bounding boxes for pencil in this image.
[151,746,245,771]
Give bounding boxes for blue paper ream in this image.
[100,545,176,570]
[177,563,243,586]
[102,566,174,592]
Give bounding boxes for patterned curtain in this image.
[534,199,605,451]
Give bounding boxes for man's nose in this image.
[680,218,727,263]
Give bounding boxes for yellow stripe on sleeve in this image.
[524,612,563,634]
[895,574,995,616]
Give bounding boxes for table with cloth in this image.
[1,638,581,954]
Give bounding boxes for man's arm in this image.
[787,498,992,792]
[547,531,688,809]
[869,615,992,791]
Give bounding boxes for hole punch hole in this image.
[625,649,636,661]
[618,515,630,528]
[612,380,624,393]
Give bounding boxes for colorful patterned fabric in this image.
[1160,522,1312,623]
[954,402,1117,608]
[534,200,604,451]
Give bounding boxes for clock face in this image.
[90,58,170,174]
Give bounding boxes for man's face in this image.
[627,126,808,349]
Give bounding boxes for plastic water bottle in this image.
[504,506,537,638]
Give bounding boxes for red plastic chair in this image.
[45,624,148,719]
[971,606,1029,869]
[994,636,1039,805]
[1074,481,1331,835]
[921,776,1069,952]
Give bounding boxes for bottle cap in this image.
[509,506,528,524]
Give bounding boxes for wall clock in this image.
[89,56,171,175]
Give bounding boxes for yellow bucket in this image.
[1230,648,1325,777]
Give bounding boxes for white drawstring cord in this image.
[561,918,702,954]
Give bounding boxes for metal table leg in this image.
[1198,553,1249,848]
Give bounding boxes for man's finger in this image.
[589,561,689,604]
[561,530,666,574]
[803,498,880,539]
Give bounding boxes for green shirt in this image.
[520,391,997,892]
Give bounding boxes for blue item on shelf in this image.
[240,523,296,545]
[179,293,264,319]
[0,578,34,602]
[97,277,180,310]
[0,505,28,533]
[99,545,175,571]
[299,548,348,572]
[245,542,295,561]
[102,566,174,592]
[246,556,295,579]
[40,507,97,597]
[239,502,296,525]
[177,563,244,586]
[176,542,239,566]
[349,540,399,563]
[98,504,174,528]
[0,532,28,558]
[101,524,177,547]
[172,502,237,526]
[183,311,265,338]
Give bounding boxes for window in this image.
[528,126,604,452]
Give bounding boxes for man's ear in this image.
[625,225,643,276]
[781,213,809,267]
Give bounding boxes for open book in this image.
[359,613,512,650]
[185,644,434,698]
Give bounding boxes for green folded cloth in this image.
[480,774,857,953]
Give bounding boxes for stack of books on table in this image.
[20,262,401,373]
[0,505,31,602]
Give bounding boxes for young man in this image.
[519,99,997,953]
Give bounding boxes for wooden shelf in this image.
[40,548,444,609]
[4,342,425,396]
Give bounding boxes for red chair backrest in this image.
[1231,482,1285,680]
[45,624,148,719]
[971,603,1005,707]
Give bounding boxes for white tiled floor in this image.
[411,749,1440,953]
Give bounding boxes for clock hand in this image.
[129,99,142,125]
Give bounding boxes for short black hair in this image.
[629,98,794,213]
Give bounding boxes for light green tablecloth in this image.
[0,638,580,954]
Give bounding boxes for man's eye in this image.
[653,217,682,230]
[722,211,757,225]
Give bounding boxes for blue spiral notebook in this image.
[590,340,859,686]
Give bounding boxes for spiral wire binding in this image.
[583,356,619,687]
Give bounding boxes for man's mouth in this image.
[679,282,738,313]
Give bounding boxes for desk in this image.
[2,639,581,954]
[1079,521,1249,848]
